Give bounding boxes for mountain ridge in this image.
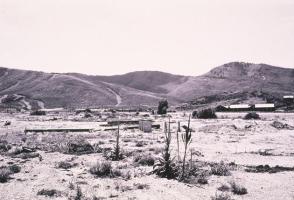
[0,62,293,110]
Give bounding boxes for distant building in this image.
[283,95,294,105]
[216,103,275,112]
[229,104,252,112]
[254,103,275,112]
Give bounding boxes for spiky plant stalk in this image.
[153,116,177,179]
[176,121,181,161]
[163,117,171,162]
[181,114,192,179]
[164,121,167,135]
[114,122,120,161]
[190,148,193,170]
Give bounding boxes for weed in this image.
[210,161,231,176]
[0,167,11,183]
[133,154,155,166]
[90,161,112,177]
[211,192,234,200]
[195,108,217,119]
[57,161,78,169]
[229,180,248,195]
[37,189,59,197]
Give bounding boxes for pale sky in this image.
[0,0,294,76]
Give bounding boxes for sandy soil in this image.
[0,111,294,200]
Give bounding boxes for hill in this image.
[0,62,293,110]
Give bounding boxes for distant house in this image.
[216,103,276,112]
[229,104,252,112]
[254,103,275,112]
[283,95,294,105]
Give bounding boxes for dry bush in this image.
[0,167,11,183]
[149,147,163,155]
[90,161,112,177]
[0,164,21,183]
[0,140,11,153]
[30,110,46,116]
[244,112,260,120]
[211,192,234,200]
[133,154,155,166]
[135,141,146,147]
[54,139,94,155]
[57,161,78,169]
[8,164,21,173]
[229,180,248,195]
[134,183,150,190]
[194,108,217,119]
[245,164,294,173]
[210,161,231,176]
[74,186,83,200]
[217,183,231,192]
[37,189,60,197]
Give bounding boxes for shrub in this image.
[57,161,77,169]
[217,183,231,192]
[229,181,248,195]
[134,183,150,190]
[192,111,197,118]
[30,110,46,116]
[157,100,168,114]
[211,192,233,200]
[0,168,11,183]
[0,140,11,152]
[134,154,155,166]
[194,108,217,119]
[197,173,209,185]
[57,140,94,155]
[135,141,146,147]
[84,113,92,118]
[210,161,231,176]
[9,164,21,173]
[244,112,260,120]
[37,189,59,197]
[90,161,112,177]
[74,186,83,200]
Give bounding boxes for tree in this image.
[157,100,168,114]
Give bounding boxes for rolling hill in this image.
[0,62,293,110]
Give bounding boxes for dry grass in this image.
[229,180,248,195]
[211,192,234,200]
[210,162,231,176]
[90,161,113,177]
[37,189,60,197]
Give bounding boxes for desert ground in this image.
[1,110,294,200]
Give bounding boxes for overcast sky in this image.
[0,0,294,76]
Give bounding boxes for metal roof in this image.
[255,104,275,108]
[229,104,250,109]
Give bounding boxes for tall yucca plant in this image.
[114,123,120,161]
[181,114,192,179]
[153,117,177,179]
[176,121,181,161]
